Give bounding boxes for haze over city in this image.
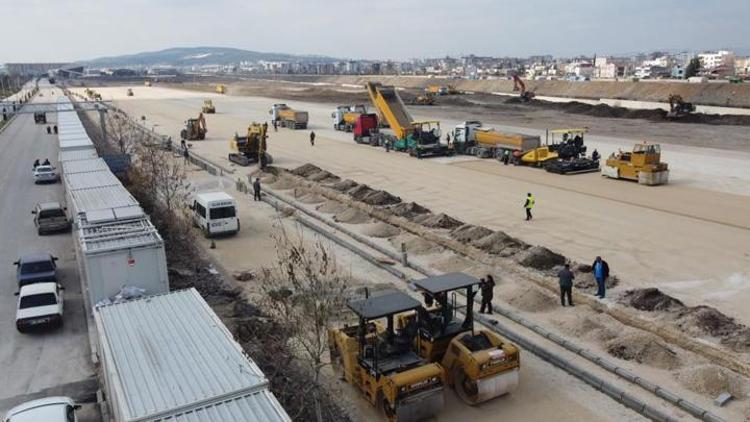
[1,0,749,62]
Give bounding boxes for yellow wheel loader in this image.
[328,290,446,421]
[408,272,520,405]
[202,99,216,114]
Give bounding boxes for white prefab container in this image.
[62,158,109,175]
[94,288,291,422]
[78,216,168,306]
[59,148,98,163]
[68,185,140,217]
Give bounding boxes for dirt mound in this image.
[290,163,323,178]
[450,224,494,244]
[605,332,681,370]
[508,287,557,312]
[574,271,620,290]
[420,213,464,229]
[316,201,347,214]
[334,208,371,224]
[675,306,750,351]
[347,184,376,201]
[514,246,566,271]
[389,202,431,220]
[269,177,300,190]
[307,170,340,183]
[331,179,358,192]
[432,255,472,273]
[361,222,401,238]
[472,231,529,257]
[360,190,402,206]
[259,174,277,184]
[553,314,618,342]
[620,288,685,312]
[298,193,326,204]
[389,233,441,255]
[677,365,749,398]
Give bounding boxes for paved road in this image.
[0,86,96,417]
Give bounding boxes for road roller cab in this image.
[411,272,520,404]
[328,290,445,421]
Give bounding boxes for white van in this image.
[191,192,239,237]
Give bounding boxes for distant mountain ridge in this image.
[81,47,339,67]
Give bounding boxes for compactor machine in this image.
[328,290,446,421]
[602,142,669,185]
[202,99,216,114]
[180,113,207,141]
[406,273,520,404]
[228,123,271,168]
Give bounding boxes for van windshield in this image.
[20,293,57,308]
[21,261,54,274]
[39,209,65,218]
[209,206,236,220]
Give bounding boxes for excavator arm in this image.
[512,74,526,93]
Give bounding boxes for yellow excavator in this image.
[603,142,669,185]
[403,273,520,405]
[328,290,446,421]
[180,113,207,141]
[202,99,216,114]
[228,122,271,168]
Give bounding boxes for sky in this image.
[1,0,749,63]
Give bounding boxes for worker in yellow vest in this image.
[524,192,535,221]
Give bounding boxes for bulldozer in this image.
[404,273,520,405]
[228,123,272,168]
[409,93,435,106]
[328,290,446,421]
[216,84,226,94]
[667,94,695,119]
[202,99,216,114]
[602,142,669,185]
[180,113,207,141]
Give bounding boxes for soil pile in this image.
[346,184,376,201]
[362,222,401,238]
[331,179,358,192]
[574,271,620,290]
[420,213,464,229]
[307,170,340,183]
[334,208,371,224]
[268,177,299,190]
[389,202,431,220]
[675,306,750,351]
[553,314,617,342]
[605,332,681,370]
[677,365,749,397]
[290,163,322,177]
[316,201,348,214]
[450,224,494,244]
[508,288,557,312]
[298,193,326,204]
[620,288,685,312]
[360,190,402,206]
[390,233,441,255]
[515,246,566,270]
[473,231,529,257]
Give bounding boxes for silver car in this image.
[32,202,71,235]
[33,164,59,184]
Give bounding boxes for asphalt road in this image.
[0,86,97,417]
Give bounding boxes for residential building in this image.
[698,50,735,70]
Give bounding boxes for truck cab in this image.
[452,121,482,153]
[191,192,239,237]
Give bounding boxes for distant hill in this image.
[81,47,339,67]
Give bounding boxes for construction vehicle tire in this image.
[180,129,187,140]
[379,394,398,422]
[453,367,480,405]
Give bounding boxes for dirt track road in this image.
[80,86,750,326]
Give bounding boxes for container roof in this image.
[62,158,109,175]
[94,288,290,422]
[78,216,161,253]
[69,185,140,215]
[59,148,98,162]
[65,170,121,191]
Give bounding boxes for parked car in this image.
[15,282,64,332]
[32,202,71,235]
[3,396,79,422]
[14,252,58,287]
[33,164,58,184]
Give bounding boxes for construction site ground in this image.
[183,166,652,421]
[74,85,750,328]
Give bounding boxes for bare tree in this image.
[259,223,350,386]
[106,111,138,154]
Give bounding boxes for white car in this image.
[15,282,64,332]
[33,165,59,184]
[3,396,79,422]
